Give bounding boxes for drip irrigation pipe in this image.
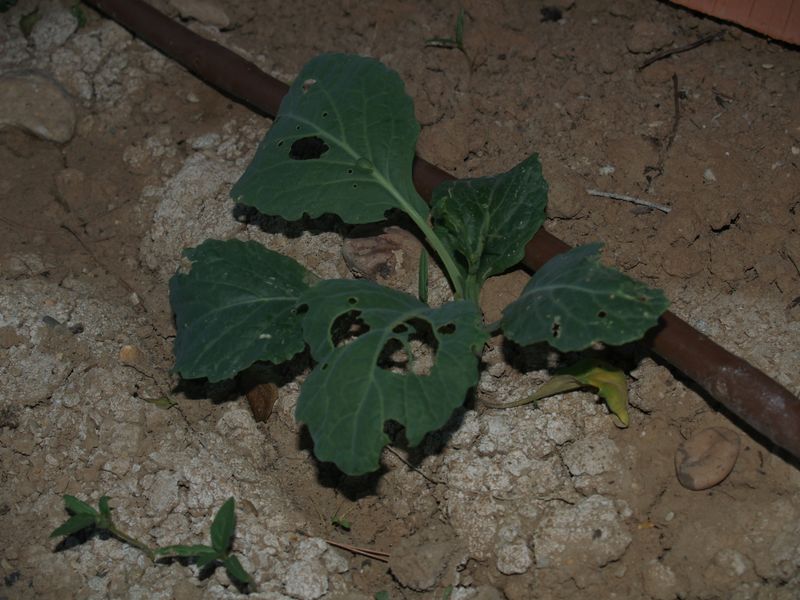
[84,0,800,461]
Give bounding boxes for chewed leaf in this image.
[431,153,548,298]
[562,359,629,427]
[297,280,487,475]
[501,244,669,351]
[169,239,316,382]
[231,53,428,225]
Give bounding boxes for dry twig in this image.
[586,189,671,213]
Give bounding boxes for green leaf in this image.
[231,53,428,226]
[210,498,236,555]
[375,593,390,600]
[51,513,96,538]
[455,9,465,45]
[501,244,669,351]
[561,358,630,427]
[223,555,253,584]
[418,251,428,304]
[63,495,98,516]
[431,153,548,299]
[297,279,487,475]
[482,358,630,426]
[195,547,221,569]
[98,496,111,518]
[155,544,216,558]
[169,239,316,382]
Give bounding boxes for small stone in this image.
[703,168,717,183]
[284,559,328,600]
[626,20,673,54]
[0,326,25,349]
[30,8,79,52]
[341,226,422,291]
[495,541,532,574]
[675,427,740,490]
[642,559,682,600]
[170,0,231,28]
[389,527,459,591]
[118,344,144,366]
[0,72,77,142]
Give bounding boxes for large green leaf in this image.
[231,53,428,225]
[296,280,486,475]
[169,239,317,382]
[501,244,668,351]
[431,153,548,299]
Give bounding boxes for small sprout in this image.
[425,8,472,66]
[155,497,254,590]
[51,495,155,560]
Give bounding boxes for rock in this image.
[283,559,328,599]
[534,495,632,569]
[0,71,77,142]
[118,344,145,366]
[495,540,532,574]
[389,526,461,591]
[626,21,673,54]
[641,559,682,600]
[30,7,79,52]
[675,427,740,490]
[341,226,422,292]
[170,0,231,28]
[562,434,620,476]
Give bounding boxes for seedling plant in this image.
[51,495,253,590]
[170,53,668,476]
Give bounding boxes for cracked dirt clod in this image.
[675,426,741,490]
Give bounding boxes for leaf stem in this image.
[373,172,466,299]
[106,524,156,561]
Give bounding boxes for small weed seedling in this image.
[51,495,155,560]
[169,53,669,476]
[425,8,471,65]
[52,495,253,592]
[155,498,253,589]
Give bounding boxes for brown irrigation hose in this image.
[84,0,800,460]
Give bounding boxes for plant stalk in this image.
[107,525,155,561]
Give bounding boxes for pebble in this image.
[389,528,458,591]
[170,0,231,28]
[675,427,740,490]
[341,226,422,290]
[30,7,79,52]
[0,72,77,142]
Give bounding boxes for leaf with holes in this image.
[231,53,428,225]
[296,279,487,475]
[170,239,318,382]
[431,153,548,300]
[501,244,669,351]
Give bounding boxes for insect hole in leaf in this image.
[289,136,329,160]
[377,318,438,376]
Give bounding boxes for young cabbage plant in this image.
[170,53,668,476]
